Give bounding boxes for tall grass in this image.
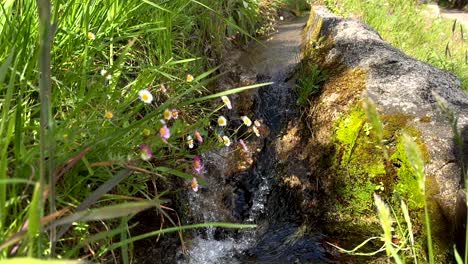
[0,0,279,261]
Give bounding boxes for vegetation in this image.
[295,63,327,107]
[0,0,306,262]
[325,0,468,91]
[439,0,468,9]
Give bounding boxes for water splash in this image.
[178,15,332,263]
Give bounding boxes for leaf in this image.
[402,133,425,191]
[454,245,463,264]
[55,169,132,240]
[51,201,158,228]
[0,46,14,84]
[27,183,42,256]
[1,258,84,264]
[179,82,273,107]
[105,222,256,252]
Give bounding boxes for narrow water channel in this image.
[178,15,333,264]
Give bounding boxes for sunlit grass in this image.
[0,0,280,261]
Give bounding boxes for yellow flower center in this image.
[191,179,198,189]
[142,94,149,101]
[218,117,226,126]
[160,127,167,136]
[164,110,171,119]
[105,111,113,119]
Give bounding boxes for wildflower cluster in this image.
[129,93,262,193]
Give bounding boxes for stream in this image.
[177,15,334,264]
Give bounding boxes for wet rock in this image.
[302,5,468,255]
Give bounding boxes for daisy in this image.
[143,128,151,136]
[160,125,170,140]
[87,32,96,40]
[254,120,261,127]
[221,96,232,109]
[194,130,203,143]
[222,136,231,146]
[163,109,172,120]
[171,109,179,119]
[191,177,199,192]
[186,74,194,82]
[252,126,260,137]
[241,116,252,127]
[104,111,113,119]
[218,116,227,127]
[100,69,112,80]
[139,144,152,161]
[193,156,203,174]
[139,89,153,104]
[187,135,194,149]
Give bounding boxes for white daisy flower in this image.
[87,32,96,40]
[100,69,112,80]
[138,89,153,104]
[221,96,232,109]
[241,116,252,127]
[222,136,231,146]
[187,135,194,149]
[218,116,227,127]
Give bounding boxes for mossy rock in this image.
[299,6,467,262]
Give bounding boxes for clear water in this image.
[178,15,332,264]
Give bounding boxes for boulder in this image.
[301,5,468,255]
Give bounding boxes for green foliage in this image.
[333,107,386,215]
[391,135,425,210]
[295,63,327,107]
[0,0,269,261]
[277,0,311,15]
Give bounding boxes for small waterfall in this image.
[178,15,332,264]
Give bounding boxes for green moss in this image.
[332,105,430,216]
[390,135,425,210]
[326,101,455,259]
[333,107,387,216]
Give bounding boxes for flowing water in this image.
[178,15,333,264]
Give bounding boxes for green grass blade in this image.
[56,169,132,240]
[0,179,36,185]
[0,47,14,85]
[105,222,257,252]
[50,201,158,228]
[179,82,273,107]
[2,258,83,264]
[455,245,464,264]
[28,183,42,257]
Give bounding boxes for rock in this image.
[302,5,468,254]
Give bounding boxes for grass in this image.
[325,0,468,91]
[0,0,292,261]
[295,62,327,107]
